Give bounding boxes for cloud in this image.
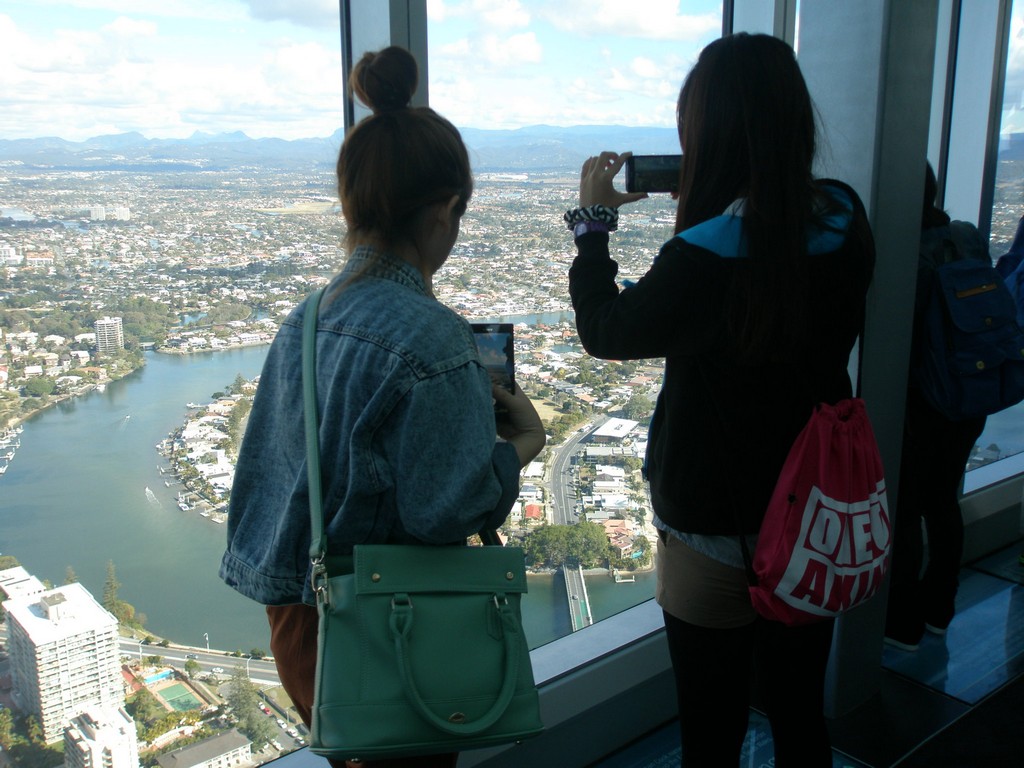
[237,0,338,29]
[0,10,343,140]
[428,0,530,29]
[436,30,541,71]
[472,0,530,29]
[1003,14,1024,115]
[540,0,718,41]
[21,0,245,22]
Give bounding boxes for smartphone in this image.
[624,154,682,194]
[471,323,515,393]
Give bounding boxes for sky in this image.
[0,0,721,143]
[6,1,1024,144]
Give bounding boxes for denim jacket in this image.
[219,248,521,605]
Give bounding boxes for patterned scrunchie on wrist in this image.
[563,204,619,232]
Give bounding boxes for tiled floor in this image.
[591,541,1024,768]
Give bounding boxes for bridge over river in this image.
[561,564,594,631]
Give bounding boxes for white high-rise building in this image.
[0,566,46,601]
[64,707,140,768]
[94,316,124,356]
[4,582,123,743]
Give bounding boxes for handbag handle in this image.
[389,592,521,734]
[302,286,503,571]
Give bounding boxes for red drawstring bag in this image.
[747,398,891,625]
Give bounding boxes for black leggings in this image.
[662,611,835,768]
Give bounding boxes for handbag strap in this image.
[301,286,503,579]
[304,287,328,565]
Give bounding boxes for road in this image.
[547,414,610,525]
[118,636,281,686]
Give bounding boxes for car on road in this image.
[185,653,197,659]
[259,704,271,715]
[286,727,298,737]
[211,666,224,674]
[276,719,286,728]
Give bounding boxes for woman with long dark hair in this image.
[566,34,875,766]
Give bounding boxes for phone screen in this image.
[471,323,515,393]
[625,154,682,194]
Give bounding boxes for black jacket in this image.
[569,181,875,535]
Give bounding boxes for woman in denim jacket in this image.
[220,46,545,768]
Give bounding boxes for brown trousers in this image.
[266,604,458,768]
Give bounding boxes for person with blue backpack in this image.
[884,164,1011,651]
[994,213,1024,569]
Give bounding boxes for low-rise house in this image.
[155,728,251,768]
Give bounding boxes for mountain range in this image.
[0,126,681,174]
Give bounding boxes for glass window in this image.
[0,1,342,756]
[972,0,1024,491]
[426,0,722,647]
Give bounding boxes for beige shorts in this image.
[655,532,757,629]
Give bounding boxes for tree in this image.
[623,392,653,421]
[24,715,43,745]
[184,659,201,679]
[23,377,55,398]
[225,665,276,748]
[0,707,13,749]
[568,521,612,568]
[103,560,120,612]
[0,555,20,570]
[522,525,571,567]
[64,566,78,584]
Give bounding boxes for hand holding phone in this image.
[579,151,650,209]
[624,154,682,194]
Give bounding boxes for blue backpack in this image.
[910,221,1024,421]
[996,250,1024,328]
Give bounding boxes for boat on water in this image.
[0,464,7,475]
[145,487,158,504]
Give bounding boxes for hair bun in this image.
[351,46,419,113]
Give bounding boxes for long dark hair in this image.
[675,33,831,362]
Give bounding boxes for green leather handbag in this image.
[301,287,543,760]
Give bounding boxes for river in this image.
[1,344,654,654]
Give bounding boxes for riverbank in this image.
[155,339,272,356]
[1,362,142,433]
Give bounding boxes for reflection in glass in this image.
[974,0,1024,482]
[426,1,723,646]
